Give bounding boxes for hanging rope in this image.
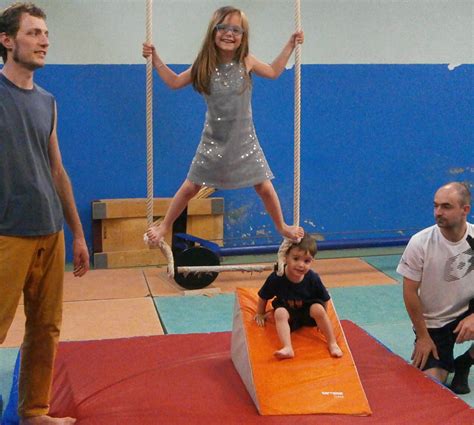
[277,0,302,276]
[145,0,153,227]
[147,188,216,279]
[143,0,175,277]
[293,0,302,228]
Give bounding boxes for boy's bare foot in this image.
[280,224,304,242]
[146,224,168,246]
[329,342,343,358]
[274,347,294,359]
[20,416,76,425]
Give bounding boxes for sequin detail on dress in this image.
[187,61,274,189]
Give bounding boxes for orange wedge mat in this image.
[231,287,372,416]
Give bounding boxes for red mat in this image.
[49,321,473,425]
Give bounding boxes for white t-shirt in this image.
[397,223,474,328]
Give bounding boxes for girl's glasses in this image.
[215,24,244,36]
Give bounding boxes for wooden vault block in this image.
[92,197,224,269]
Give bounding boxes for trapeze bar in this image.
[176,264,274,274]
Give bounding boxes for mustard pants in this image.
[0,231,65,418]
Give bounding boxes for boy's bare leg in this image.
[254,181,304,241]
[20,416,76,424]
[310,304,343,358]
[273,307,294,359]
[147,179,201,244]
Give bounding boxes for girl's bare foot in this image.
[329,342,343,358]
[280,224,304,242]
[274,346,294,359]
[146,224,169,246]
[20,416,76,424]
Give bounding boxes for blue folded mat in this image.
[1,351,20,425]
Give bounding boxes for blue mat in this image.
[0,348,19,423]
[330,285,411,356]
[363,254,403,282]
[154,293,235,334]
[330,284,408,326]
[1,350,20,425]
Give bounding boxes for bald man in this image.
[397,182,473,394]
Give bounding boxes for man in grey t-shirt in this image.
[397,182,473,394]
[0,3,89,424]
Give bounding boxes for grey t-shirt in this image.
[0,73,63,236]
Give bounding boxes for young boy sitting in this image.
[255,233,343,359]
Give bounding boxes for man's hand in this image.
[454,314,474,343]
[72,238,90,277]
[411,335,439,370]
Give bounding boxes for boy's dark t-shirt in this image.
[258,269,330,310]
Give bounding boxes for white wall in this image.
[1,0,472,65]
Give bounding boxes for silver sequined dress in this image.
[187,61,274,189]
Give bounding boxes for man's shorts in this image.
[271,299,326,332]
[421,299,474,372]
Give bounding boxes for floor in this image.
[1,252,473,414]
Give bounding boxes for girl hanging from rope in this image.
[143,5,304,245]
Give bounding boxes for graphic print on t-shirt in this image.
[444,247,474,282]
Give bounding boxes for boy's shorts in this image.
[272,299,326,332]
[421,299,474,372]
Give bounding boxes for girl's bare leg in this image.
[273,307,294,359]
[147,179,202,244]
[254,180,304,241]
[310,304,343,358]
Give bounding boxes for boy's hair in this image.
[286,233,317,258]
[191,6,250,95]
[0,2,46,63]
